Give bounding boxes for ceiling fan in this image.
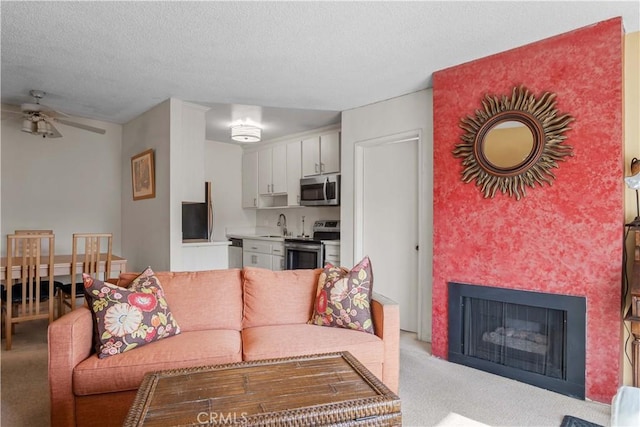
[2,90,106,138]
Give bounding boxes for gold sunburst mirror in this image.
[452,86,574,200]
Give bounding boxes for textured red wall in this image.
[432,18,623,402]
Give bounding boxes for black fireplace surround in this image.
[448,282,586,399]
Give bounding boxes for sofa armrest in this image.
[48,307,94,427]
[371,292,399,394]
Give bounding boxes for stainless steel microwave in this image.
[300,174,340,206]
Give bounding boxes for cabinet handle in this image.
[320,163,325,172]
[297,195,300,204]
[315,163,319,173]
[251,246,258,250]
[253,198,257,207]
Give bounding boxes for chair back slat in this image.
[4,233,55,350]
[14,230,54,256]
[69,233,113,311]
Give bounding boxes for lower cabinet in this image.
[243,251,272,269]
[273,255,285,271]
[242,239,285,270]
[324,243,340,267]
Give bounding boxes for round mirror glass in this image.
[483,120,534,169]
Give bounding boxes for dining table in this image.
[0,254,127,281]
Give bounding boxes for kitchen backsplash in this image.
[256,207,340,237]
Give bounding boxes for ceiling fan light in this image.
[36,120,49,135]
[21,119,35,133]
[231,124,261,143]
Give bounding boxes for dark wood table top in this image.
[124,351,401,427]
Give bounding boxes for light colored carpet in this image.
[0,320,611,426]
[398,332,610,426]
[1,318,50,427]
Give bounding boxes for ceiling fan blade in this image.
[39,102,71,118]
[2,104,23,115]
[53,118,106,135]
[45,121,62,138]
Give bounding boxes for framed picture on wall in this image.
[131,149,155,200]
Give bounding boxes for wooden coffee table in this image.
[124,351,401,426]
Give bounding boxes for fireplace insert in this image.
[448,282,586,399]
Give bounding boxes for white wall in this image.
[341,89,433,340]
[121,99,171,271]
[204,139,255,241]
[1,106,122,255]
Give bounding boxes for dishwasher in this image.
[228,238,243,268]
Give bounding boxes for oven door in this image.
[284,241,324,270]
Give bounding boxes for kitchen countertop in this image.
[182,240,231,246]
[227,233,285,242]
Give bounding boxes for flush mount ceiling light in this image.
[230,123,262,143]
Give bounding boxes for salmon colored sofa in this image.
[48,267,400,427]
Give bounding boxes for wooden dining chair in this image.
[1,233,56,350]
[56,233,113,317]
[14,230,54,256]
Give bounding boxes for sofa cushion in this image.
[242,324,384,380]
[83,268,181,358]
[73,329,242,396]
[242,267,321,328]
[147,270,243,332]
[309,256,375,334]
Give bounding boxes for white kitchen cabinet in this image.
[272,241,285,270]
[243,250,272,269]
[286,140,302,206]
[272,255,285,271]
[324,242,341,266]
[243,238,285,270]
[301,130,340,177]
[258,145,286,195]
[181,102,209,202]
[242,151,259,208]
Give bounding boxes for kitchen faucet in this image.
[277,214,287,236]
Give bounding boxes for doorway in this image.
[354,131,427,334]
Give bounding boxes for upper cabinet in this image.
[181,102,210,202]
[241,127,340,209]
[258,145,287,195]
[242,151,258,208]
[301,130,340,177]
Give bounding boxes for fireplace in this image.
[448,282,586,399]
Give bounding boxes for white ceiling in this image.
[1,1,638,143]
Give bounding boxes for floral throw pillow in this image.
[309,256,375,334]
[83,267,181,358]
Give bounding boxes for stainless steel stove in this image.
[284,220,340,269]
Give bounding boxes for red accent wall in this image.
[432,18,624,402]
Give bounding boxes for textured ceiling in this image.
[1,1,638,143]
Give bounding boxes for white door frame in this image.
[353,129,430,340]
